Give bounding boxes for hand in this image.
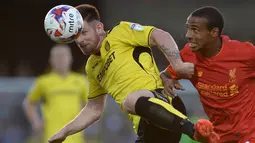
[48,131,66,143]
[160,72,185,97]
[162,79,185,96]
[194,119,220,143]
[176,62,194,79]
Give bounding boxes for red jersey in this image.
[167,36,255,143]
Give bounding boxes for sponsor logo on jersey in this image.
[130,23,144,31]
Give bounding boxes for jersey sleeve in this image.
[113,21,155,47]
[243,42,255,69]
[167,65,179,79]
[27,78,43,103]
[86,64,107,100]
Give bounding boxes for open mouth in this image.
[189,43,198,48]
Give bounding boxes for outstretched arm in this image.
[48,95,107,143]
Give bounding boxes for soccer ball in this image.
[44,5,83,43]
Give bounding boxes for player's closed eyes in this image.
[82,31,88,35]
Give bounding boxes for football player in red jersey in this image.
[161,6,255,143]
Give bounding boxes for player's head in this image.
[185,6,224,52]
[49,44,72,73]
[75,4,105,55]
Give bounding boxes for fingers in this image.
[181,62,195,79]
[189,63,195,78]
[48,138,62,143]
[162,89,175,98]
[48,133,66,143]
[48,139,63,143]
[174,81,185,90]
[163,85,174,95]
[162,79,185,97]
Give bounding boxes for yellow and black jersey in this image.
[85,21,164,132]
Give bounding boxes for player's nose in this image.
[185,31,193,41]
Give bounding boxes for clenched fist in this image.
[176,62,195,79]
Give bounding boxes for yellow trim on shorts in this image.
[148,98,187,119]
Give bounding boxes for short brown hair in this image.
[75,4,100,22]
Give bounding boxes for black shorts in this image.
[135,89,187,143]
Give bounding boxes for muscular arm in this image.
[149,28,183,71]
[60,95,107,136]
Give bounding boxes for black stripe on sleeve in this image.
[88,93,107,100]
[148,27,155,47]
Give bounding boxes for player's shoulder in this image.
[228,40,254,48]
[36,72,53,82]
[108,21,144,34]
[32,73,53,86]
[113,21,139,28]
[223,35,255,51]
[118,21,144,29]
[107,21,124,34]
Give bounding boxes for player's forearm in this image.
[157,35,183,70]
[62,103,102,136]
[22,99,41,124]
[151,29,183,71]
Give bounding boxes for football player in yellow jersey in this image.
[23,44,88,143]
[49,4,218,143]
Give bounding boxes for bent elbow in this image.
[91,107,104,121]
[94,112,102,120]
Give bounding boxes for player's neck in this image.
[53,69,70,77]
[200,37,222,58]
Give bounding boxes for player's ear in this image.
[211,27,219,38]
[96,22,104,34]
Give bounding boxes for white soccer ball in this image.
[44,5,83,43]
